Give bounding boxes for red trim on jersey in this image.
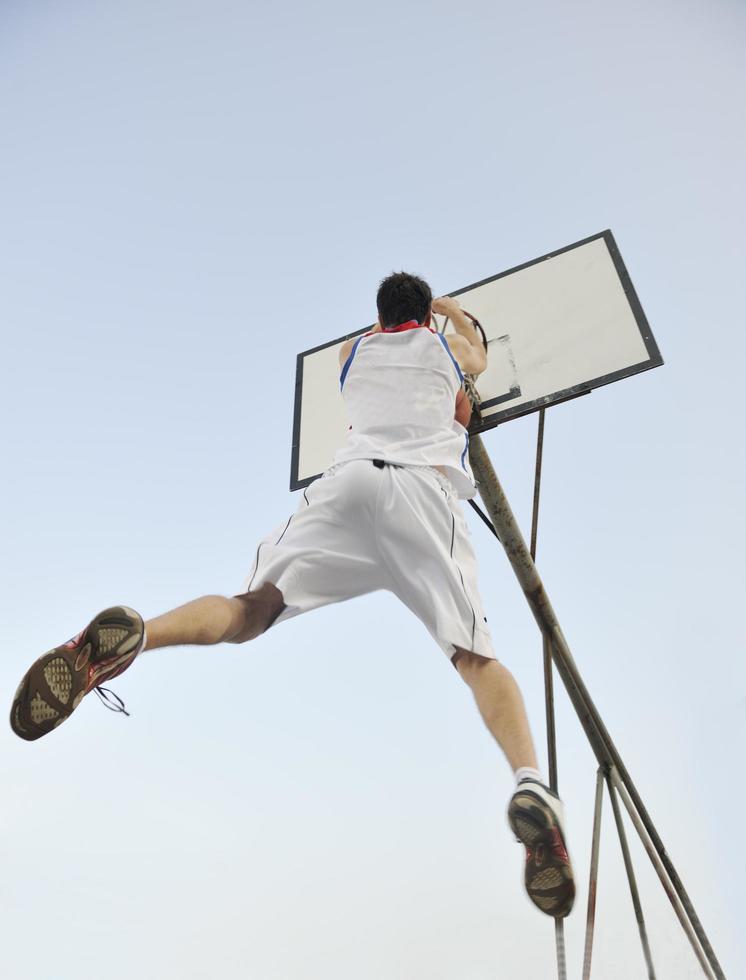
[363,320,436,338]
[382,320,436,333]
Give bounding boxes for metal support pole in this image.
[470,435,619,763]
[582,768,605,980]
[609,768,717,980]
[529,410,559,790]
[606,774,657,979]
[468,433,725,980]
[554,921,567,980]
[543,636,557,790]
[528,410,566,979]
[529,409,546,561]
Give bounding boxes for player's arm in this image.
[338,338,355,367]
[432,296,488,377]
[338,322,381,369]
[455,386,472,428]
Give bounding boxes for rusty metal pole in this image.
[606,775,657,979]
[468,433,725,980]
[582,768,605,980]
[529,410,559,789]
[528,409,566,980]
[609,768,717,980]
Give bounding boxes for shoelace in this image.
[94,686,130,716]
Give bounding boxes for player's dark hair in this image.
[376,272,432,329]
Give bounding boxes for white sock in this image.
[515,766,544,787]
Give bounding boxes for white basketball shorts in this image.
[240,459,496,662]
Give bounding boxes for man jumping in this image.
[10,272,575,918]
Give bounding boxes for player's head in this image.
[376,272,432,330]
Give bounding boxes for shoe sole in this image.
[508,788,576,918]
[10,606,143,741]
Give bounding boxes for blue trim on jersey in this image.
[339,337,364,389]
[461,431,470,470]
[436,333,465,384]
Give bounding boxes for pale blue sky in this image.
[1,2,744,978]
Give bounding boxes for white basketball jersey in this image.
[333,322,476,498]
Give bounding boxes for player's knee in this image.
[453,647,493,683]
[230,583,285,644]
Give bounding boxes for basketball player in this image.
[10,272,575,918]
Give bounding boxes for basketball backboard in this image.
[290,230,662,490]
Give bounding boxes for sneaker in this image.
[10,606,144,741]
[507,778,575,917]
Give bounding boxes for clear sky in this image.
[1,2,744,978]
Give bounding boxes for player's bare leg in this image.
[453,648,538,772]
[144,583,284,650]
[454,648,575,917]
